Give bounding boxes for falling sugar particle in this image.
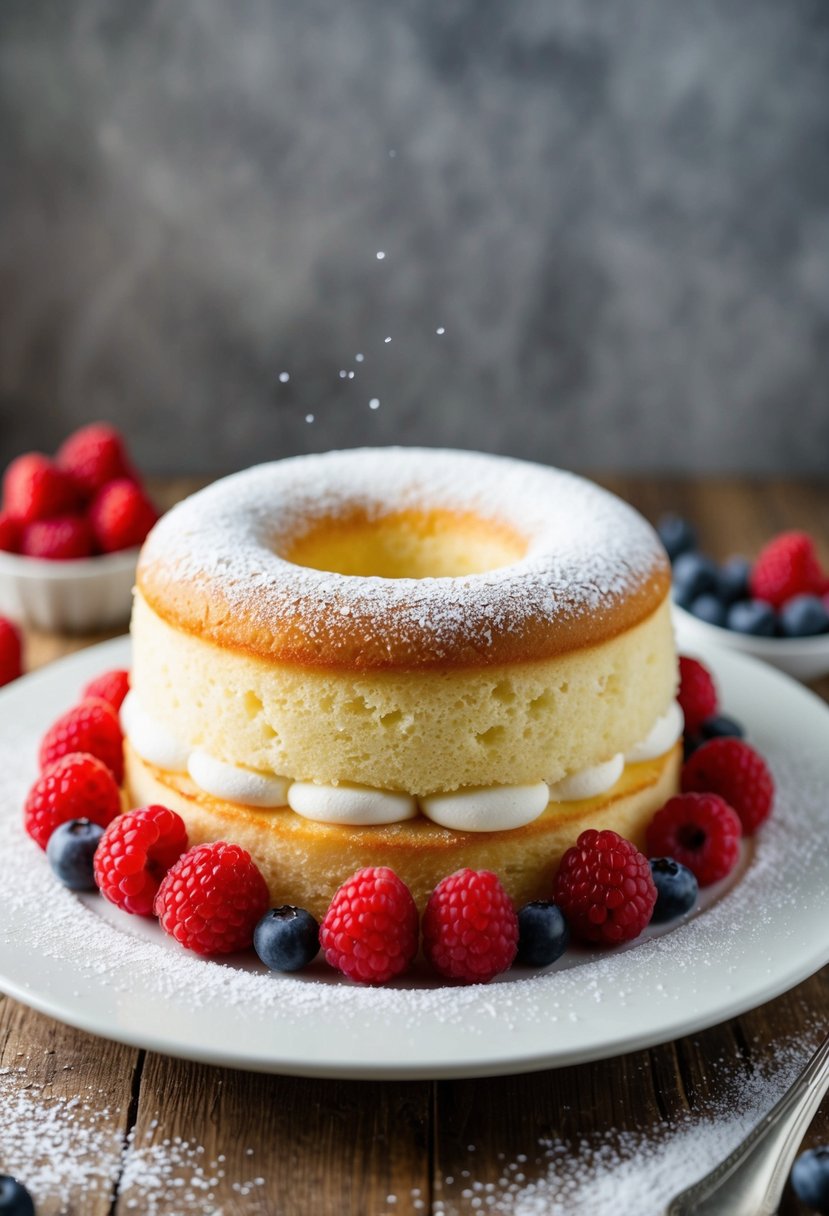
[278,372,290,383]
[376,251,386,260]
[338,370,347,379]
[369,399,380,410]
[305,414,314,424]
[436,327,445,335]
[355,353,365,363]
[347,371,355,379]
[384,336,392,343]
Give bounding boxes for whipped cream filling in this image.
[548,753,625,802]
[120,692,191,774]
[420,782,550,833]
[188,749,290,809]
[625,701,684,763]
[122,695,681,830]
[288,782,417,826]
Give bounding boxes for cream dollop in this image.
[625,702,684,763]
[287,782,418,825]
[187,749,290,808]
[548,753,625,802]
[419,782,549,833]
[121,692,191,773]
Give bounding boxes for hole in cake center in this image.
[284,508,528,578]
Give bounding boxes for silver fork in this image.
[664,1031,829,1216]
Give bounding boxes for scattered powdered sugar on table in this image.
[430,1031,823,1215]
[1,1034,821,1213]
[0,1067,265,1214]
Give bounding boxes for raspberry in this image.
[21,514,94,560]
[646,793,742,887]
[0,512,22,553]
[677,655,718,735]
[0,617,22,687]
[553,830,656,946]
[24,752,121,850]
[88,479,158,553]
[422,868,517,983]
[320,866,419,984]
[750,531,825,608]
[39,697,124,784]
[94,805,188,916]
[2,453,79,523]
[154,841,269,954]
[82,668,130,712]
[56,422,135,500]
[682,737,774,834]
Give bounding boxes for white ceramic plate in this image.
[0,631,828,1080]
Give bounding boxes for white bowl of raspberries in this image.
[660,515,829,682]
[0,423,158,634]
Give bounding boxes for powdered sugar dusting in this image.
[432,1031,824,1214]
[138,449,667,663]
[0,1031,821,1212]
[0,1071,266,1214]
[1,649,828,1078]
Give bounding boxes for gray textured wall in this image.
[1,0,828,474]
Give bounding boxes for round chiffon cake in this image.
[124,447,681,917]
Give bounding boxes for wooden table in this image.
[3,476,829,1215]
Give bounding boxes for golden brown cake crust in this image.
[137,449,670,672]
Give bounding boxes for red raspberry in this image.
[422,868,517,983]
[24,752,121,850]
[21,514,94,560]
[94,805,188,916]
[0,512,22,553]
[320,866,419,984]
[750,531,825,608]
[2,453,79,523]
[56,423,135,500]
[39,697,124,784]
[88,479,158,553]
[553,830,656,946]
[677,655,718,735]
[82,668,130,712]
[647,793,742,887]
[0,617,23,687]
[682,737,774,834]
[154,841,269,954]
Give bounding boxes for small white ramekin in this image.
[673,602,829,682]
[0,548,138,633]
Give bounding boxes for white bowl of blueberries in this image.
[659,514,829,683]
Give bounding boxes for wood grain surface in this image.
[2,475,828,1215]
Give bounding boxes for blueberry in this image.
[657,514,697,562]
[683,734,703,760]
[779,594,829,638]
[688,594,727,627]
[672,552,719,606]
[726,598,776,637]
[254,906,320,972]
[46,819,104,891]
[700,714,745,741]
[792,1146,829,1214]
[516,901,570,967]
[717,556,752,605]
[0,1176,35,1216]
[649,858,699,923]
